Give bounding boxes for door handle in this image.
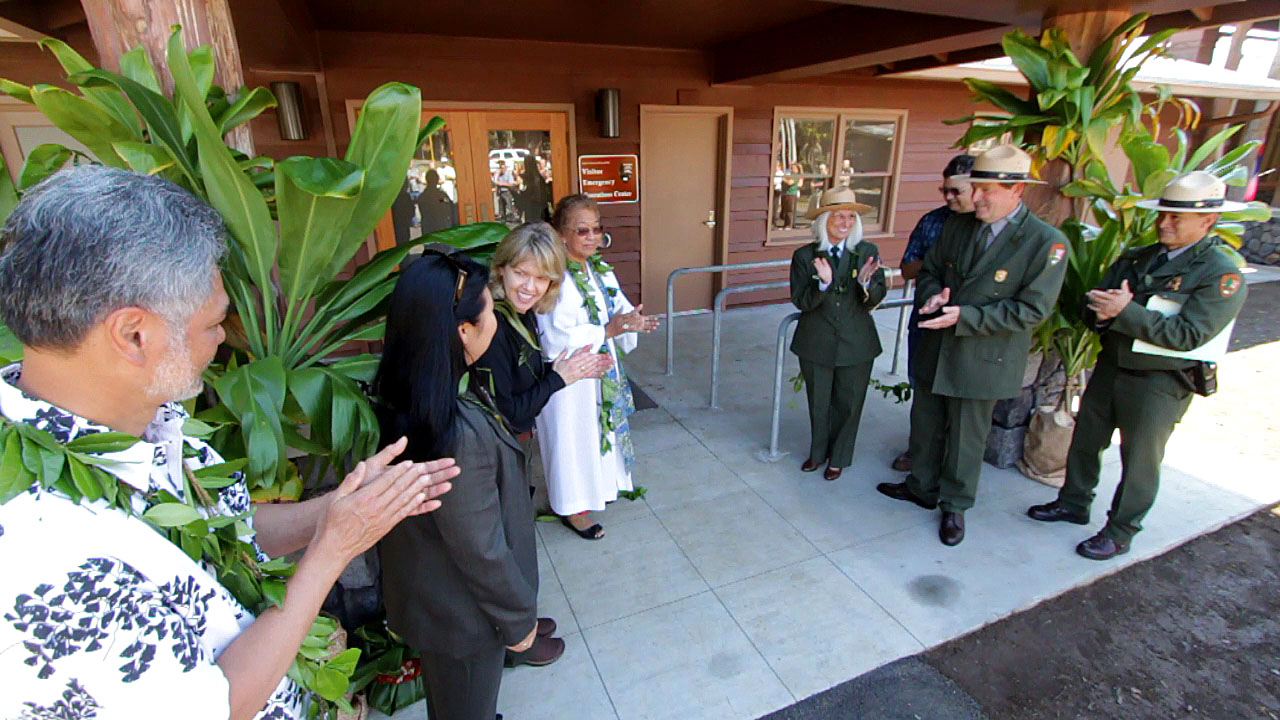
[703,210,716,228]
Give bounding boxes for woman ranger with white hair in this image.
[789,186,888,482]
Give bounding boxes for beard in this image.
[146,334,205,402]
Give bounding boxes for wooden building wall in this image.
[287,31,982,307]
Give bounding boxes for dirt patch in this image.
[925,506,1280,720]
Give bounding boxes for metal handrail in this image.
[889,279,914,376]
[757,312,801,463]
[756,294,915,462]
[709,280,791,408]
[665,259,791,375]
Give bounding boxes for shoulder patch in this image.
[1048,244,1067,265]
[1219,273,1243,298]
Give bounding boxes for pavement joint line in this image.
[823,552,931,654]
[645,497,799,705]
[573,587,712,633]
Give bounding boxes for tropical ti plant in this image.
[0,31,509,502]
[948,14,1269,397]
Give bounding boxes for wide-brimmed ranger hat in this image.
[952,144,1045,184]
[805,185,874,219]
[1136,171,1248,213]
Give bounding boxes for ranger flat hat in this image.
[1136,171,1248,212]
[952,144,1046,184]
[805,185,874,219]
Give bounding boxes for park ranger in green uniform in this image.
[1027,171,1249,560]
[790,186,888,482]
[877,145,1067,546]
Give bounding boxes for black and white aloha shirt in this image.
[0,364,305,719]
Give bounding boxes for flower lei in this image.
[566,255,623,456]
[0,415,359,718]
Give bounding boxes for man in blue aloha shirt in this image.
[891,154,975,472]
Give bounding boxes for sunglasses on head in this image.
[421,249,469,308]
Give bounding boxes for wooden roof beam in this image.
[1145,0,1280,35]
[712,5,1014,85]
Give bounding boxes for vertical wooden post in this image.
[80,0,254,155]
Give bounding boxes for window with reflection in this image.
[770,109,906,242]
[392,127,460,246]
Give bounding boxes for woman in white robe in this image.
[536,195,660,539]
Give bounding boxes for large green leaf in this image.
[167,28,279,342]
[1003,30,1050,90]
[424,221,509,251]
[70,69,201,189]
[213,357,288,485]
[17,143,73,191]
[218,87,278,136]
[112,140,177,177]
[0,78,33,103]
[29,85,131,167]
[275,157,365,311]
[39,38,143,138]
[416,115,447,148]
[0,320,23,365]
[118,47,162,93]
[1123,135,1170,189]
[327,82,422,283]
[963,79,1038,116]
[1185,125,1241,171]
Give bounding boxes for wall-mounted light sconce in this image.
[270,81,309,141]
[596,88,620,138]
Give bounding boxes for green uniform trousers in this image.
[1057,361,1193,543]
[905,385,997,512]
[799,358,873,468]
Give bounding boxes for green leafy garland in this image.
[0,415,359,718]
[566,256,623,456]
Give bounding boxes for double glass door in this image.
[379,108,571,251]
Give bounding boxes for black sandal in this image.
[561,515,604,540]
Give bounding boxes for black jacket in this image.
[474,304,565,434]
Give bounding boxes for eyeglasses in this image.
[939,186,965,197]
[573,225,605,237]
[421,249,469,308]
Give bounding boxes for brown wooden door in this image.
[640,106,730,314]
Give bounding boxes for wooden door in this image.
[640,106,731,313]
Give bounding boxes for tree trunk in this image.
[80,0,254,156]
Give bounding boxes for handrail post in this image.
[889,278,914,376]
[664,270,680,376]
[710,280,791,409]
[756,311,801,463]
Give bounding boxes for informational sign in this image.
[578,154,639,204]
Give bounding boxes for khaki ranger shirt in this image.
[1088,236,1247,372]
[914,206,1068,400]
[789,240,889,367]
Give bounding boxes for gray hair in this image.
[811,209,863,253]
[0,164,228,349]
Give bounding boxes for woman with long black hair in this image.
[374,252,553,720]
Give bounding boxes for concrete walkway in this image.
[377,273,1280,720]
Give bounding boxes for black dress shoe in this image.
[801,459,822,472]
[1076,533,1129,560]
[939,511,965,546]
[823,466,842,481]
[1027,501,1089,525]
[875,481,937,510]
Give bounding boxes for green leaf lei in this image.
[0,415,358,718]
[566,256,622,456]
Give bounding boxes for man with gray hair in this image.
[0,165,456,719]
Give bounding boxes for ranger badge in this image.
[994,269,1008,282]
[1165,276,1182,292]
[1219,273,1242,297]
[1049,244,1066,265]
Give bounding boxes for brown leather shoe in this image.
[823,466,842,481]
[1076,533,1129,560]
[875,481,937,510]
[801,459,822,472]
[939,511,965,546]
[1027,501,1089,525]
[536,617,557,637]
[506,634,565,668]
[891,450,912,472]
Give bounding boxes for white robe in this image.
[535,265,637,515]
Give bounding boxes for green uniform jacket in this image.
[915,206,1068,400]
[1089,237,1246,371]
[789,240,889,366]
